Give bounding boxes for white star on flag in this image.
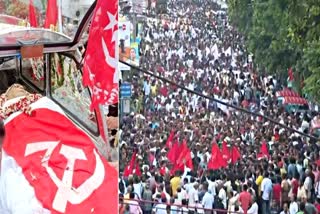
[111,29,117,43]
[104,11,117,32]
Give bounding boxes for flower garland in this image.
[30,57,45,81]
[0,94,42,120]
[51,54,65,91]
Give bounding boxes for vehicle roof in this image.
[283,96,308,105]
[276,88,300,98]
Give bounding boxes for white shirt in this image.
[154,203,167,214]
[207,179,216,196]
[133,183,143,199]
[289,201,298,214]
[261,177,273,200]
[304,176,312,192]
[202,192,214,209]
[218,188,227,209]
[188,187,199,210]
[247,202,258,214]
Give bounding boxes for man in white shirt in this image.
[247,198,258,214]
[261,172,273,214]
[201,182,214,214]
[289,194,299,214]
[188,182,199,212]
[153,197,167,214]
[207,176,216,197]
[218,186,227,209]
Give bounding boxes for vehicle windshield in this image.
[0,0,94,46]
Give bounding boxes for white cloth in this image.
[218,188,227,209]
[289,202,298,214]
[202,192,214,209]
[188,187,199,210]
[247,202,259,214]
[0,151,50,214]
[261,177,273,200]
[154,203,168,214]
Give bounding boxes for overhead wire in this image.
[119,59,319,141]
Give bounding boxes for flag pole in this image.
[58,0,63,33]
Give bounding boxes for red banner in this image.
[29,0,38,27]
[3,106,117,214]
[44,0,57,29]
[83,0,119,109]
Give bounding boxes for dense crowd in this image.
[119,0,320,214]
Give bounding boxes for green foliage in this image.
[227,0,320,102]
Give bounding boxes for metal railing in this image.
[119,197,243,213]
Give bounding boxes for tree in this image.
[228,0,320,102]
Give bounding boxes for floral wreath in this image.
[0,84,42,120]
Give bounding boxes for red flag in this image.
[221,141,230,160]
[134,163,142,176]
[83,0,119,109]
[3,102,117,214]
[44,0,58,29]
[257,142,270,159]
[288,67,294,81]
[208,142,227,170]
[175,140,193,170]
[231,146,241,164]
[167,141,179,163]
[123,152,137,177]
[29,0,38,27]
[165,130,175,148]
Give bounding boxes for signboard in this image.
[119,21,131,71]
[120,82,132,98]
[123,99,130,113]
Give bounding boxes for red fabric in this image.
[134,163,142,176]
[208,143,227,170]
[83,0,119,109]
[29,0,38,27]
[242,100,249,108]
[3,108,117,214]
[291,178,299,196]
[167,141,179,164]
[221,141,230,160]
[165,130,175,148]
[123,152,137,177]
[148,153,155,166]
[231,146,241,164]
[288,67,294,81]
[257,142,270,159]
[316,204,320,212]
[239,191,252,214]
[160,166,166,176]
[273,184,281,203]
[44,0,57,28]
[159,86,168,97]
[175,140,193,170]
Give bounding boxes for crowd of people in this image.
[119,0,320,213]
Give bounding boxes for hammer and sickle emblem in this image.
[25,141,105,213]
